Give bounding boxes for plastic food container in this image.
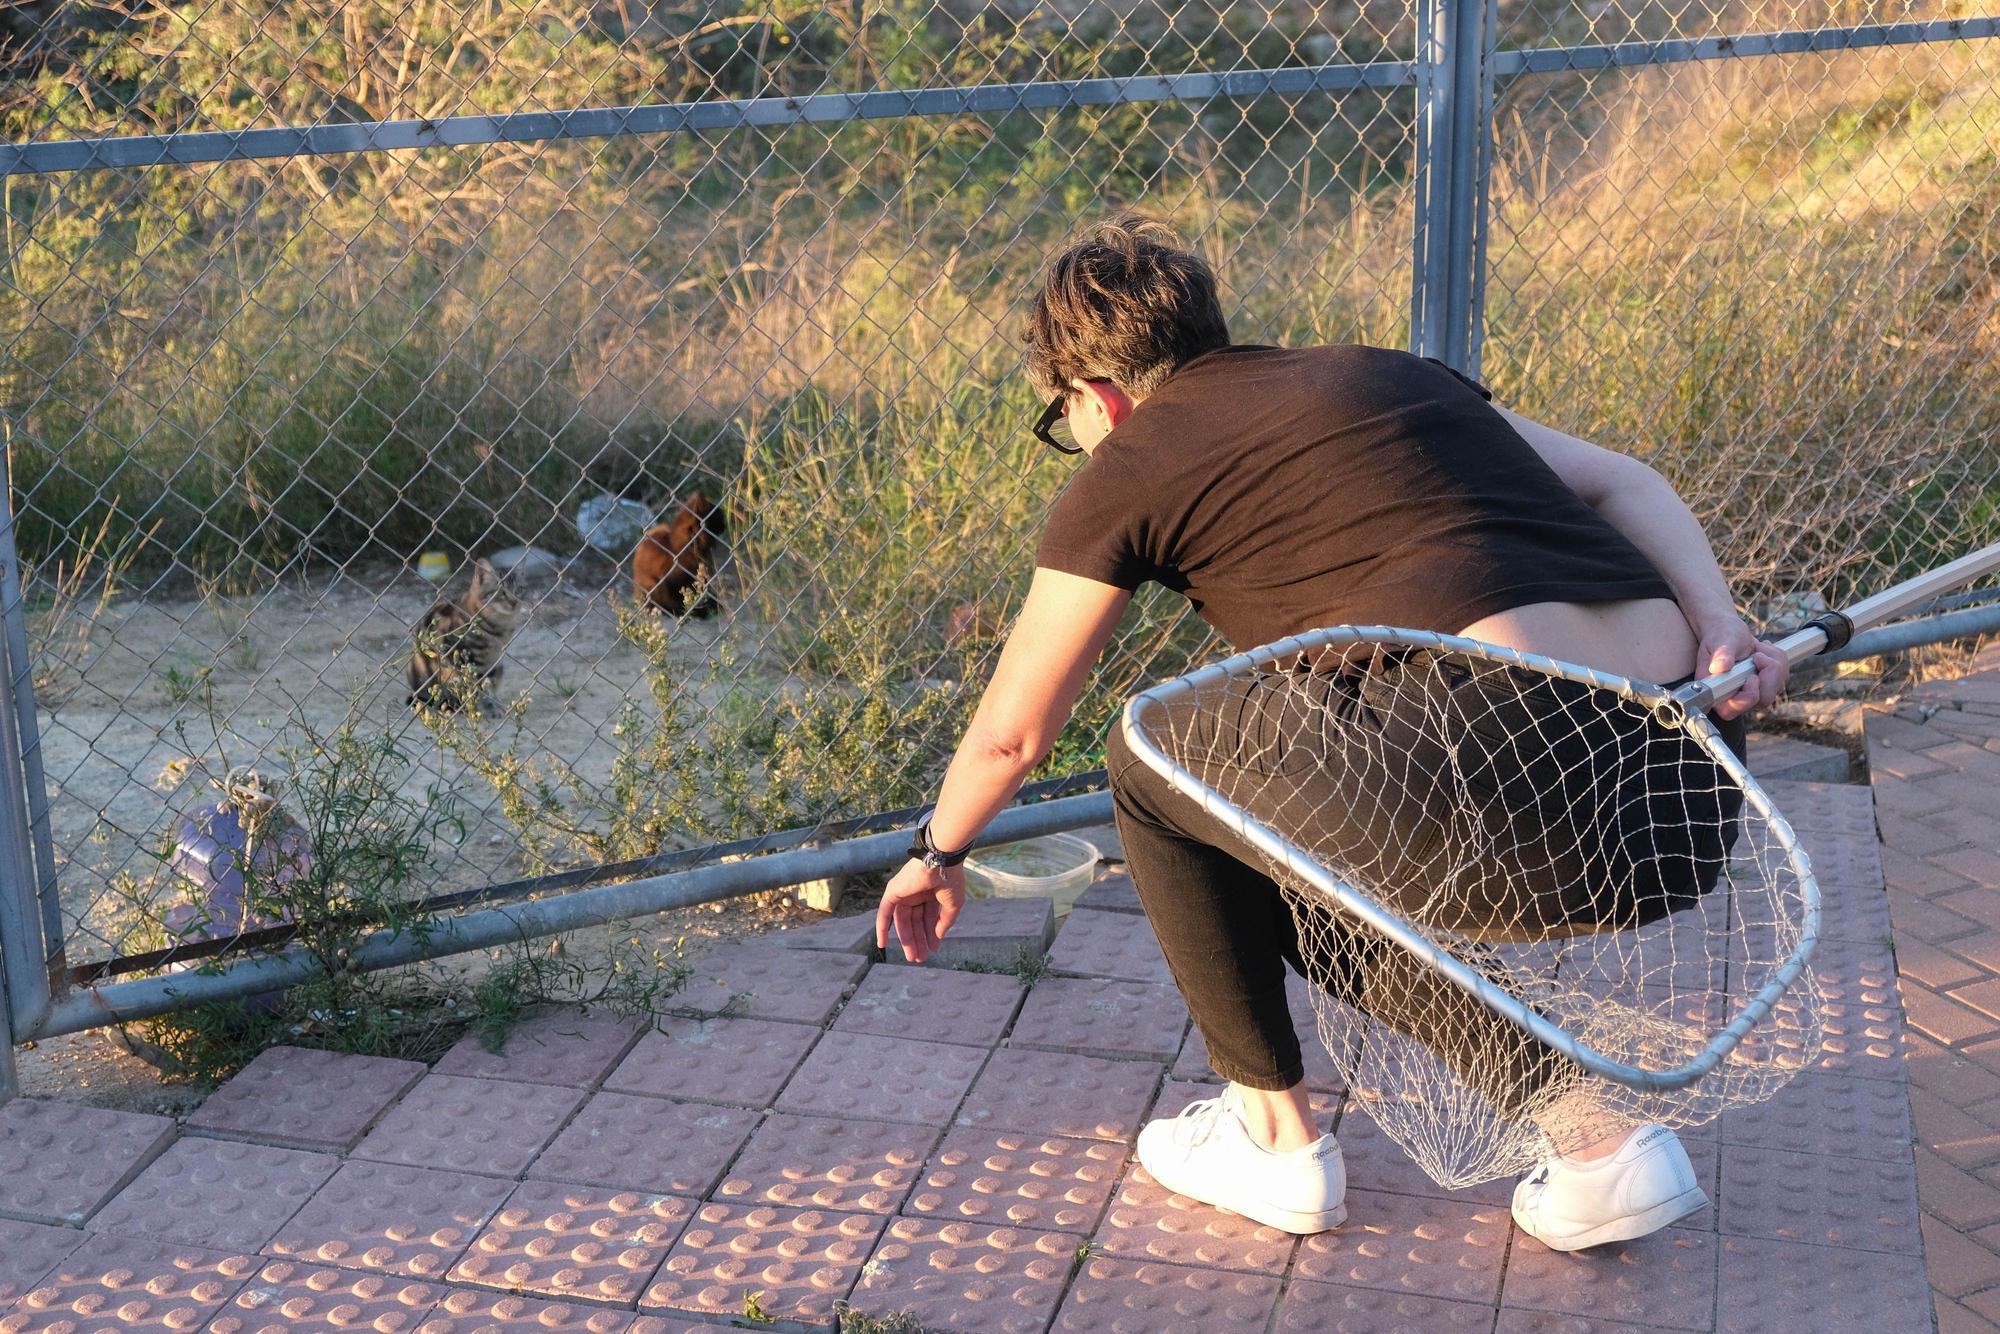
[965,832,1100,918]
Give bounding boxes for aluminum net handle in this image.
[1677,538,2000,714]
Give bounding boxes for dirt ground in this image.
[25,552,792,966]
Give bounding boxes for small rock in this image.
[575,495,655,555]
[486,545,565,580]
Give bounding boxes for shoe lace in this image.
[1170,1092,1232,1150]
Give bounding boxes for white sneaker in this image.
[1134,1085,1347,1235]
[1512,1123,1708,1251]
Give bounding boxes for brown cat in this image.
[407,558,523,710]
[634,492,724,617]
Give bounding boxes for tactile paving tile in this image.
[1715,1070,1913,1161]
[1798,936,1899,1000]
[1273,1277,1496,1333]
[1744,821,1882,889]
[678,944,869,1026]
[1716,1143,1919,1253]
[886,897,1055,971]
[604,1017,818,1109]
[0,1219,88,1305]
[1564,921,1728,992]
[1007,977,1188,1062]
[1047,909,1176,985]
[1091,1164,1296,1275]
[206,1261,443,1334]
[352,1073,587,1178]
[775,1032,988,1127]
[262,1159,515,1280]
[1811,878,1895,946]
[185,1045,427,1151]
[759,912,878,954]
[433,1007,646,1089]
[711,1113,933,1216]
[1714,1234,1930,1334]
[623,1321,746,1334]
[87,1135,340,1252]
[1728,960,1907,1084]
[1291,1189,1510,1305]
[1050,1256,1281,1333]
[903,1128,1129,1232]
[1495,1311,1690,1334]
[1074,872,1144,915]
[448,1179,694,1307]
[0,1098,178,1227]
[638,1203,885,1325]
[1790,833,1886,892]
[832,966,1025,1048]
[1762,780,1876,840]
[3,1233,258,1334]
[1500,1229,1717,1332]
[849,1217,1082,1334]
[1326,1102,1513,1208]
[954,1048,1162,1143]
[420,1287,639,1332]
[530,1094,758,1199]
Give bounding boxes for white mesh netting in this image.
[1122,629,1825,1188]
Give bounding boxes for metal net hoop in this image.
[1121,625,1825,1187]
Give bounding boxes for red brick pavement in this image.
[1870,642,2000,1332]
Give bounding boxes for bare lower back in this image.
[1457,597,1699,687]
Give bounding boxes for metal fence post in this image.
[1410,0,1498,377]
[0,438,55,1049]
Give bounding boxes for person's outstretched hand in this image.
[876,859,967,964]
[1697,616,1789,721]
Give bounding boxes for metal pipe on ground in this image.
[1794,602,2000,669]
[21,790,1113,1042]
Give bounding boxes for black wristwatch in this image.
[908,809,974,870]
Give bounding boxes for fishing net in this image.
[1120,627,1824,1188]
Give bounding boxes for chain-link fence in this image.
[2,0,1997,1054]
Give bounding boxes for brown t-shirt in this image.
[1035,343,1676,651]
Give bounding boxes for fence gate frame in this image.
[1,445,61,1099]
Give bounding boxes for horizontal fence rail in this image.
[11,19,1996,177]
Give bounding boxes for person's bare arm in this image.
[1494,404,1787,717]
[876,567,1131,962]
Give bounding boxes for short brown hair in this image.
[1022,213,1230,401]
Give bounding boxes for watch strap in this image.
[910,811,973,868]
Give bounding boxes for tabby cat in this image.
[407,558,523,711]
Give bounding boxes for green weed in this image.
[833,1302,928,1334]
[161,664,211,705]
[955,945,1053,989]
[105,691,693,1084]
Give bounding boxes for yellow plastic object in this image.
[416,551,452,582]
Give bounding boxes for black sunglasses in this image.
[1032,394,1084,455]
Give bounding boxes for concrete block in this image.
[0,1098,178,1227]
[186,1046,426,1152]
[884,897,1054,971]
